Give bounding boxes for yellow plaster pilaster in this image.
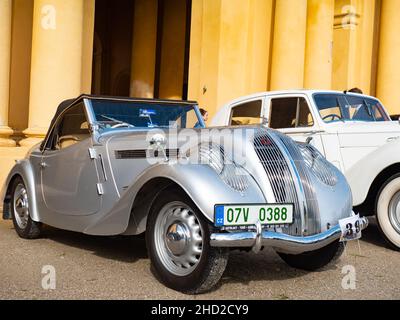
[188,0,274,119]
[304,0,335,89]
[376,0,400,115]
[270,0,308,90]
[0,0,16,147]
[20,0,93,147]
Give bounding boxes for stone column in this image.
[304,0,335,89]
[20,0,85,147]
[0,0,16,147]
[376,0,400,115]
[270,0,308,90]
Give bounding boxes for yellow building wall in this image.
[188,0,274,119]
[376,0,400,115]
[332,0,378,95]
[1,0,400,189]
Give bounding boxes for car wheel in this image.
[10,176,41,239]
[146,187,229,294]
[276,240,345,271]
[376,174,400,250]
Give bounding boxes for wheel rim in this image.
[154,201,203,276]
[389,191,400,234]
[13,183,29,230]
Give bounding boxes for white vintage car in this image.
[211,90,400,249]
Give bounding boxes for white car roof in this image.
[222,89,378,104]
[211,89,382,126]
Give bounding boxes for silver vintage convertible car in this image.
[1,95,367,293]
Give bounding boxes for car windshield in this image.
[90,99,204,129]
[313,93,390,123]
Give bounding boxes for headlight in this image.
[298,143,338,186]
[197,143,249,192]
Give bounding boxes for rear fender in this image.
[1,160,40,222]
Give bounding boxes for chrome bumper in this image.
[210,217,369,254]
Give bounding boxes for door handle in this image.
[40,161,48,168]
[387,136,399,142]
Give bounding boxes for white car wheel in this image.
[376,175,400,249]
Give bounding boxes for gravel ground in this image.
[0,217,399,300]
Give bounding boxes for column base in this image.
[19,127,47,148]
[0,126,16,147]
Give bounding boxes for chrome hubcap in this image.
[13,183,29,229]
[154,202,203,276]
[389,192,400,234]
[165,222,191,255]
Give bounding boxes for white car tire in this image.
[376,174,400,250]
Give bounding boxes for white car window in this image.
[229,100,263,126]
[269,97,314,129]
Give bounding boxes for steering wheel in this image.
[111,123,134,129]
[322,114,342,122]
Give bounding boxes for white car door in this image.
[265,94,326,155]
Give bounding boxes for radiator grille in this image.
[253,130,302,235]
[272,131,321,235]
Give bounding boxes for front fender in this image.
[346,140,400,205]
[1,159,40,222]
[84,162,266,235]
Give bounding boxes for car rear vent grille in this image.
[115,149,180,159]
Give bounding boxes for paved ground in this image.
[0,217,399,300]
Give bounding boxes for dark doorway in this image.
[154,0,192,100]
[92,0,192,100]
[92,0,134,96]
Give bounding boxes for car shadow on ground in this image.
[39,225,327,284]
[39,224,343,285]
[20,218,394,289]
[219,246,342,288]
[358,216,393,250]
[41,225,148,263]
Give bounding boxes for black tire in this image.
[10,176,41,239]
[146,187,229,294]
[276,240,345,271]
